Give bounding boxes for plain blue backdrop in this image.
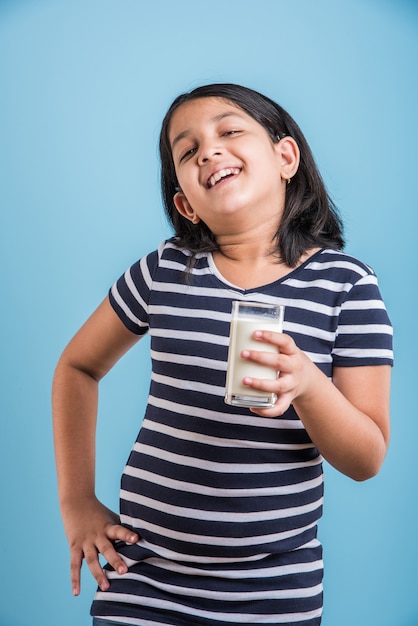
[1,1,417,625]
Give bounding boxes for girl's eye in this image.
[179,147,197,162]
[222,129,241,137]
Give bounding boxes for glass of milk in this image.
[224,301,285,408]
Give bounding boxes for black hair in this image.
[159,83,344,267]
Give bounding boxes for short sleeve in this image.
[332,273,394,367]
[108,249,159,335]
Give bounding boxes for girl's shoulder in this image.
[130,238,210,278]
[155,238,210,268]
[309,248,377,280]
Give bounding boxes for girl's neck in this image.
[214,218,281,261]
[212,238,320,290]
[216,240,280,264]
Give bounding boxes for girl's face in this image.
[168,97,299,237]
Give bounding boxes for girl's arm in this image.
[52,298,141,596]
[241,331,391,481]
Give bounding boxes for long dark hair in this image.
[159,83,344,267]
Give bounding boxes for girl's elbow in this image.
[351,443,389,482]
[351,465,381,482]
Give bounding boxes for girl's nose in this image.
[197,142,222,165]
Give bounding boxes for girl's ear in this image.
[173,191,201,224]
[275,137,300,181]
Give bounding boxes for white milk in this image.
[225,310,283,407]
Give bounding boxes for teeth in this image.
[208,167,239,188]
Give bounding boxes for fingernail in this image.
[118,565,126,575]
[241,350,250,358]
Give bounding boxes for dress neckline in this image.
[207,248,325,294]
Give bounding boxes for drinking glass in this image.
[225,301,285,408]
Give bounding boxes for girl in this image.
[52,83,393,626]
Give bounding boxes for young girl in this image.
[52,83,393,626]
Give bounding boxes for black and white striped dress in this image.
[91,240,393,625]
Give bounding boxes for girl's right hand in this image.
[61,496,139,596]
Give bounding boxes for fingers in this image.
[95,524,139,580]
[243,331,300,372]
[106,523,139,545]
[69,524,139,595]
[240,331,305,417]
[250,390,295,417]
[83,540,111,592]
[241,363,294,417]
[241,347,291,385]
[242,350,285,374]
[252,330,296,353]
[70,547,83,596]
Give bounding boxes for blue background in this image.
[1,1,417,625]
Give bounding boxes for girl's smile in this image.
[206,166,241,190]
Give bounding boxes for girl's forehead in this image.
[174,96,241,115]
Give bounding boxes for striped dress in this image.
[91,240,393,625]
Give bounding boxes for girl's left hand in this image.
[241,330,315,417]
